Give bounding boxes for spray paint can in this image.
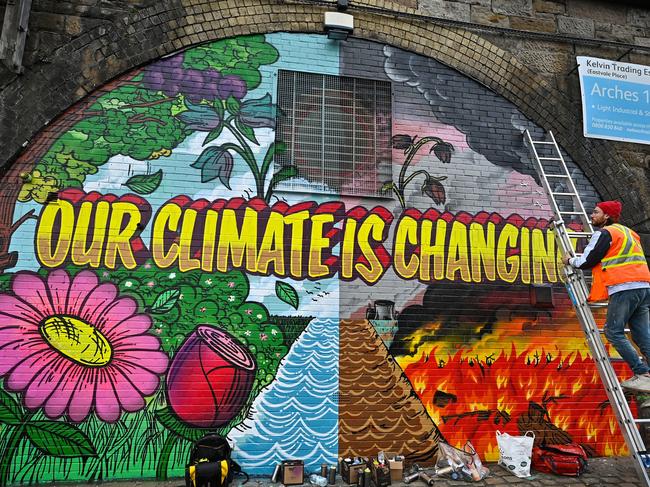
[321,464,329,478]
[362,468,371,487]
[419,472,435,486]
[403,472,421,484]
[357,469,364,487]
[271,463,281,483]
[328,466,337,485]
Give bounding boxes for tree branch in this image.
[10,209,36,235]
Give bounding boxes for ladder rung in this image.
[589,302,608,308]
[532,141,555,145]
[568,232,593,237]
[539,157,563,161]
[598,327,630,334]
[546,174,569,178]
[559,211,585,215]
[633,419,650,424]
[552,192,579,196]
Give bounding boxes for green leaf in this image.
[123,169,163,195]
[0,388,23,425]
[270,165,298,188]
[203,124,224,146]
[155,407,211,442]
[226,96,241,116]
[381,182,395,192]
[25,421,96,457]
[149,289,181,314]
[235,118,259,145]
[275,281,299,310]
[213,99,225,120]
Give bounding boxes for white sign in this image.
[577,56,650,145]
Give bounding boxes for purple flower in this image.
[238,93,276,129]
[218,75,247,100]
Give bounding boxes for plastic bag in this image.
[496,430,535,478]
[436,441,488,481]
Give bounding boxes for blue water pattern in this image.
[229,318,339,474]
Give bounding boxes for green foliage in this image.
[275,281,299,309]
[0,388,22,425]
[25,422,96,457]
[20,85,189,203]
[123,169,164,195]
[182,35,279,90]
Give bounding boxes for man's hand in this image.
[561,253,572,265]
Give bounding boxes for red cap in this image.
[596,200,622,222]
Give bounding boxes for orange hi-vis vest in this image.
[588,223,650,302]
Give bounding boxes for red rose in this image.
[166,326,256,428]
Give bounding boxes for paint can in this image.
[328,466,337,485]
[362,468,371,487]
[271,463,281,483]
[321,464,329,478]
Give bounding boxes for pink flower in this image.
[227,282,235,288]
[0,270,169,423]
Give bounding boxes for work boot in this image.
[621,374,650,393]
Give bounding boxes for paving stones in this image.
[61,457,645,487]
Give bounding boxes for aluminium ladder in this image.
[524,129,650,486]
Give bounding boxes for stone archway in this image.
[1,0,647,227]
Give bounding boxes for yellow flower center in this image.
[40,315,112,367]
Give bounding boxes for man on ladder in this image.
[562,200,650,393]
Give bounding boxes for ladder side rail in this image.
[524,130,564,220]
[547,132,593,234]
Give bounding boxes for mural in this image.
[0,32,630,485]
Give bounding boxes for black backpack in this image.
[185,434,247,487]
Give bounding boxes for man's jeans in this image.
[604,288,650,375]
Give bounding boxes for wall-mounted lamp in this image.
[324,1,353,41]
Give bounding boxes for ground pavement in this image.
[51,457,645,487]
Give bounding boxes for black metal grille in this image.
[275,70,392,196]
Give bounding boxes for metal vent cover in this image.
[275,70,392,197]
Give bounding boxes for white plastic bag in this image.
[496,430,535,478]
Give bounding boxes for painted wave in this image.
[230,318,339,475]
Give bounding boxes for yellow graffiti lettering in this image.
[308,213,334,278]
[420,219,447,282]
[496,223,519,282]
[532,228,557,284]
[201,210,219,272]
[446,221,471,282]
[178,208,201,272]
[70,201,109,267]
[394,216,419,279]
[36,201,75,267]
[341,218,358,279]
[151,203,182,268]
[257,211,285,276]
[355,214,387,284]
[217,208,259,273]
[104,202,140,269]
[286,211,310,279]
[520,227,531,284]
[469,222,495,282]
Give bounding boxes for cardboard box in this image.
[281,460,304,485]
[370,460,391,487]
[386,453,403,482]
[341,461,366,485]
